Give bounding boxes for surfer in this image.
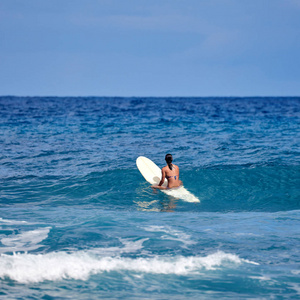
[152,154,182,190]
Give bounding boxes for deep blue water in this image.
[0,97,299,299]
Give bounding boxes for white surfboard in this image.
[136,156,200,203]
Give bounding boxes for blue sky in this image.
[1,0,300,96]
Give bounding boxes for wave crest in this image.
[0,250,258,283]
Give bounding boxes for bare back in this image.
[162,164,181,188]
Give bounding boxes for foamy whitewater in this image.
[0,97,299,299]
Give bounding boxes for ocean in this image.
[0,96,299,299]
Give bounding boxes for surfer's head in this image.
[165,154,173,170]
[165,154,173,163]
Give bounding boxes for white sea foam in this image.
[1,227,51,253]
[290,283,300,295]
[249,275,272,281]
[0,218,29,225]
[142,225,195,248]
[0,250,258,283]
[89,238,149,256]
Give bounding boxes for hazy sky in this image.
[1,0,300,96]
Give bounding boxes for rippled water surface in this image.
[0,97,299,299]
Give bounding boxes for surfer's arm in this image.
[158,169,166,186]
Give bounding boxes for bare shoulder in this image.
[162,166,168,172]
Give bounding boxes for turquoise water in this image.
[0,97,299,299]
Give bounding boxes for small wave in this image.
[142,225,195,248]
[88,238,149,256]
[0,250,258,283]
[0,218,29,225]
[187,165,300,212]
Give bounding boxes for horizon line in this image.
[1,95,299,99]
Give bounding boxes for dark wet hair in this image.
[165,153,173,170]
